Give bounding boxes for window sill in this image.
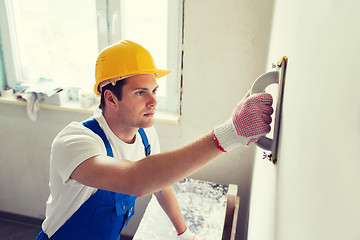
[0,96,180,124]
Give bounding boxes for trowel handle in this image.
[250,70,279,95]
[250,70,279,151]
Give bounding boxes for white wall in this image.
[248,1,360,240]
[177,1,274,239]
[0,105,90,216]
[0,1,275,239]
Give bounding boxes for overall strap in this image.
[138,128,151,157]
[82,118,113,157]
[82,118,151,157]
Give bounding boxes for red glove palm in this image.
[213,91,273,152]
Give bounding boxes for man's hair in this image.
[99,79,128,110]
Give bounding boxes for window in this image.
[0,0,183,113]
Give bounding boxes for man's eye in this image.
[152,89,157,94]
[136,91,144,96]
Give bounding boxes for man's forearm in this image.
[130,132,222,197]
[154,187,187,234]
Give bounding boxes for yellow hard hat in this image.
[94,40,171,96]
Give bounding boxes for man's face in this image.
[115,74,159,129]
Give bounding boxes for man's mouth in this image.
[143,111,155,117]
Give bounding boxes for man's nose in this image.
[147,94,157,108]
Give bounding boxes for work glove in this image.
[213,91,273,152]
[177,227,205,240]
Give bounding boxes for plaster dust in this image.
[133,178,228,240]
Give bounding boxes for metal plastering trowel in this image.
[250,56,288,164]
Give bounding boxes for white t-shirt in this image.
[42,108,160,237]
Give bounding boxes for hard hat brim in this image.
[94,69,171,96]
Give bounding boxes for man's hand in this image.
[213,91,273,152]
[178,227,205,240]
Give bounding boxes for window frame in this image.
[0,0,183,114]
[0,0,22,90]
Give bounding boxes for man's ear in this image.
[103,89,118,109]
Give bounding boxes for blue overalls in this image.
[36,118,151,240]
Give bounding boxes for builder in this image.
[36,40,273,240]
